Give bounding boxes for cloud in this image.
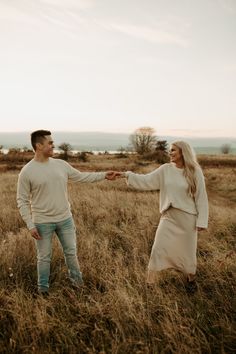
[218,0,236,13]
[0,1,189,47]
[0,0,93,40]
[33,0,94,10]
[0,0,94,22]
[103,22,188,47]
[223,64,236,73]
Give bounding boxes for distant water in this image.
[1,149,122,155]
[194,147,236,154]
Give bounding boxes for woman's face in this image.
[169,144,183,164]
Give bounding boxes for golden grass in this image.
[0,156,235,353]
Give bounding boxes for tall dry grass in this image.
[0,156,235,353]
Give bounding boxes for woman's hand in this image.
[197,227,206,232]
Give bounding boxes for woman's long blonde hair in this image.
[171,141,199,198]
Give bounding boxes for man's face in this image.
[37,135,54,157]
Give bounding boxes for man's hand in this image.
[105,171,125,180]
[30,228,42,240]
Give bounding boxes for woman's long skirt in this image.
[148,207,198,274]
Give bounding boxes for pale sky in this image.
[0,0,236,137]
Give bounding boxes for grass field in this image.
[0,154,235,353]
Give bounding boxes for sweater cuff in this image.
[196,218,208,229]
[100,172,106,179]
[125,171,131,178]
[27,221,36,230]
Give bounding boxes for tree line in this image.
[0,127,233,162]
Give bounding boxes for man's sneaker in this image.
[71,281,84,291]
[38,289,49,297]
[70,278,84,292]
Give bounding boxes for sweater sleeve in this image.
[125,165,164,191]
[17,172,35,230]
[66,162,106,183]
[195,168,209,228]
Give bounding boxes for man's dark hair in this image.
[31,130,51,151]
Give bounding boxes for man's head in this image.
[31,130,54,157]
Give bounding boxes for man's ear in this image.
[35,142,42,151]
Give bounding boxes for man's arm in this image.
[17,171,42,240]
[17,172,36,230]
[65,162,118,183]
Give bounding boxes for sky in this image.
[0,0,236,137]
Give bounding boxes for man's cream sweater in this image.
[17,158,106,230]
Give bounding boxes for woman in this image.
[119,141,208,289]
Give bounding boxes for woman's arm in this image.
[124,166,164,191]
[195,168,209,229]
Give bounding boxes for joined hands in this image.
[105,171,125,180]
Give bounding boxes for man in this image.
[17,130,115,295]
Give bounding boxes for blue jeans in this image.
[35,217,83,291]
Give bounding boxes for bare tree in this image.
[221,144,231,154]
[130,127,157,154]
[58,142,72,161]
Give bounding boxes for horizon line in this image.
[0,130,235,139]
